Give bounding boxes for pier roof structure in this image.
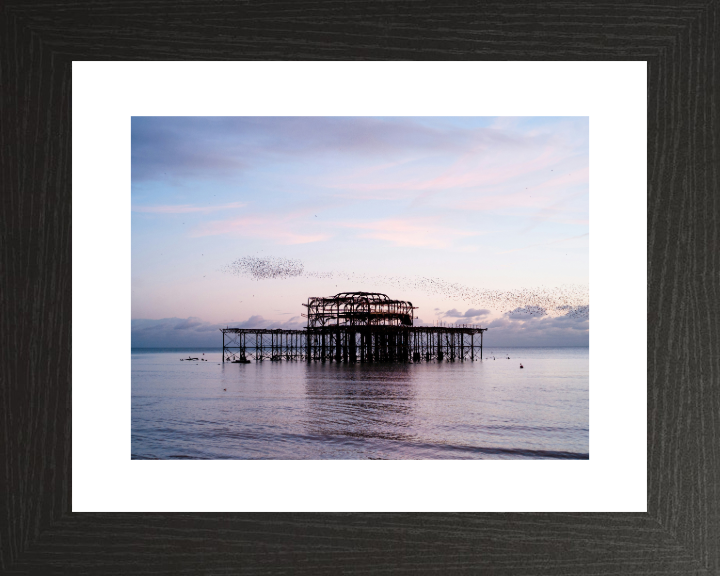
[302,292,417,328]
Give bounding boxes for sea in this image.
[131,347,588,460]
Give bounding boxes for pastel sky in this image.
[132,117,589,347]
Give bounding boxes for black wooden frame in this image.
[2,2,718,574]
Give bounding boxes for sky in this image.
[131,116,589,347]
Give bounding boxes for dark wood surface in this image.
[1,2,718,574]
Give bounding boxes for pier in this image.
[222,292,487,363]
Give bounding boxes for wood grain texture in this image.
[1,1,718,574]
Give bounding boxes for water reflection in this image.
[132,348,589,459]
[303,363,418,443]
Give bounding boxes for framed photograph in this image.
[4,3,718,574]
[129,114,591,463]
[74,61,643,513]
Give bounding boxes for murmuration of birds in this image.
[223,256,305,280]
[222,256,589,319]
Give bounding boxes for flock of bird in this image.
[222,255,589,319]
[223,256,306,280]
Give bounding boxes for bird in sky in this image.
[221,256,588,319]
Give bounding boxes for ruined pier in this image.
[221,292,487,363]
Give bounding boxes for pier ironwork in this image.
[221,291,487,363]
[221,326,486,363]
[303,292,416,327]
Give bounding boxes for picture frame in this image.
[3,2,717,573]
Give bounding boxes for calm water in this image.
[131,347,589,460]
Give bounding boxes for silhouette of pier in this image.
[221,292,487,363]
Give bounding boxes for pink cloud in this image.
[446,166,589,215]
[523,166,589,192]
[452,190,552,212]
[132,201,245,214]
[320,143,587,208]
[409,149,588,208]
[343,218,480,248]
[499,232,589,254]
[416,146,557,192]
[191,209,331,245]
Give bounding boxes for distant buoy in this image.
[520,363,524,369]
